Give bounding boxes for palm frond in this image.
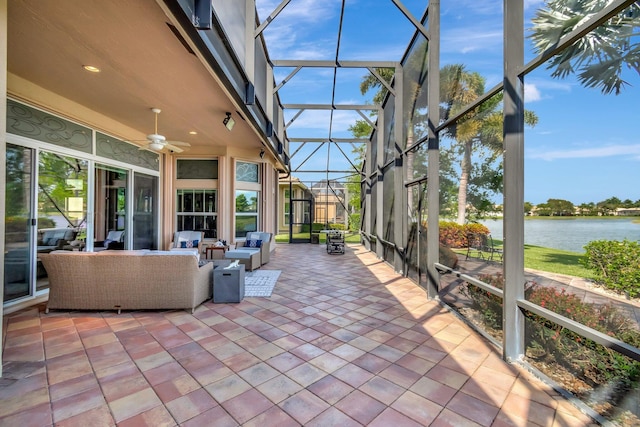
[529,0,640,95]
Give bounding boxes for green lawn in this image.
[522,243,593,278]
[464,239,594,279]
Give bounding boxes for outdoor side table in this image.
[213,264,245,303]
[206,245,228,260]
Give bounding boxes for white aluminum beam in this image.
[254,0,292,38]
[282,104,377,110]
[391,0,430,41]
[271,60,398,68]
[288,138,369,143]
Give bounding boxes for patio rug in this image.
[244,270,281,297]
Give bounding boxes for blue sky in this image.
[256,0,640,205]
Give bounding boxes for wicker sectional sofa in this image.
[40,250,212,313]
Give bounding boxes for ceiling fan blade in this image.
[165,144,186,153]
[165,140,191,147]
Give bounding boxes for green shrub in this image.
[5,216,58,243]
[582,239,640,298]
[348,213,360,231]
[438,221,490,248]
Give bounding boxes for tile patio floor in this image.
[1,243,597,426]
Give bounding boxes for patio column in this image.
[503,0,526,361]
[393,64,405,273]
[375,105,384,259]
[426,1,440,299]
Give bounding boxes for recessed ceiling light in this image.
[83,65,101,73]
[189,131,198,135]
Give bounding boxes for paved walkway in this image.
[1,244,595,426]
[441,255,640,327]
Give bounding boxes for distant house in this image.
[615,207,640,216]
[311,180,347,226]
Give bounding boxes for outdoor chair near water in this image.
[465,232,502,262]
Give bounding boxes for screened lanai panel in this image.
[382,164,396,242]
[254,32,268,110]
[402,35,429,152]
[519,15,640,418]
[370,173,378,252]
[406,143,429,222]
[406,182,428,284]
[369,128,378,168]
[409,143,428,182]
[436,92,507,332]
[382,101,396,165]
[213,1,247,67]
[439,0,504,108]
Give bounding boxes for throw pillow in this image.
[247,239,262,248]
[45,238,59,246]
[103,238,114,248]
[180,240,199,248]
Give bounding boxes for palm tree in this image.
[358,62,538,224]
[529,1,640,95]
[440,65,493,224]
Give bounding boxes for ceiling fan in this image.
[138,108,191,153]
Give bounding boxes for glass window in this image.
[235,190,258,237]
[177,159,218,179]
[236,161,259,183]
[284,202,290,225]
[176,189,217,239]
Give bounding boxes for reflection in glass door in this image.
[36,151,88,292]
[94,165,128,248]
[133,172,158,250]
[4,144,35,302]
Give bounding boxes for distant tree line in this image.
[526,197,640,216]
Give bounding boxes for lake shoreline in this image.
[479,217,640,253]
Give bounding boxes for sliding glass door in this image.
[4,144,35,302]
[4,147,88,302]
[133,172,158,250]
[94,165,128,247]
[36,151,88,291]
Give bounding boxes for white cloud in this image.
[257,0,341,59]
[441,28,502,54]
[529,144,640,161]
[526,77,573,93]
[285,109,362,134]
[524,83,542,102]
[256,0,339,23]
